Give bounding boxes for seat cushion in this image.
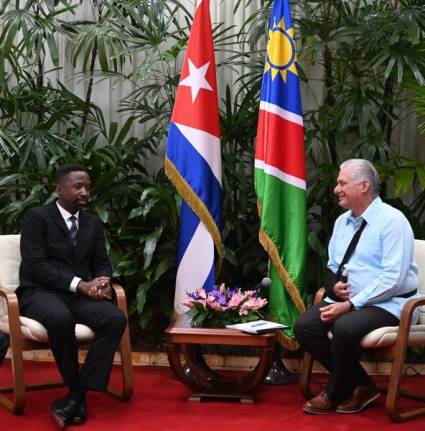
[0,235,21,291]
[0,314,95,343]
[0,234,95,343]
[0,235,22,319]
[360,325,425,349]
[327,324,425,349]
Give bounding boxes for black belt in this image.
[395,289,417,299]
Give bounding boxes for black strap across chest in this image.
[336,219,367,280]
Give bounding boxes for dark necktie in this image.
[69,215,78,246]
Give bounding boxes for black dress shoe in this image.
[71,398,88,425]
[51,397,78,429]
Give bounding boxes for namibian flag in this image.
[165,0,222,314]
[255,0,307,349]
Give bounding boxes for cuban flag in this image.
[165,0,222,314]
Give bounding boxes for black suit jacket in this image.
[17,200,112,308]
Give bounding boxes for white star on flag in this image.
[179,59,213,103]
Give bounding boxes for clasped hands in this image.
[320,280,351,323]
[77,276,112,300]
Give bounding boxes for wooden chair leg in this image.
[0,345,65,414]
[299,352,314,399]
[106,283,133,402]
[0,337,26,414]
[106,320,133,401]
[1,329,133,414]
[0,291,27,414]
[385,342,425,422]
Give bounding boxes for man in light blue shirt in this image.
[294,159,418,415]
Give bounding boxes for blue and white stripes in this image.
[165,124,222,314]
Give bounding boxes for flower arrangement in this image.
[183,284,268,328]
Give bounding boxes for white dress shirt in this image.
[56,201,81,292]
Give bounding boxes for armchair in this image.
[0,234,133,414]
[300,239,425,422]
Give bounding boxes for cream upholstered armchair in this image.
[300,239,425,422]
[0,234,133,414]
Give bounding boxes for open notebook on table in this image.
[225,320,288,335]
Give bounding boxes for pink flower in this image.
[183,283,267,326]
[239,297,268,315]
[182,298,194,308]
[207,294,223,311]
[254,297,268,309]
[227,292,244,309]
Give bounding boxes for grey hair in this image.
[340,159,380,197]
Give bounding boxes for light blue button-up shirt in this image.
[325,197,418,319]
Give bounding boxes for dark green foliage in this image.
[232,0,425,293]
[0,0,267,346]
[2,1,425,350]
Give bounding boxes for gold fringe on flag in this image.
[165,157,223,277]
[276,330,300,351]
[259,228,305,351]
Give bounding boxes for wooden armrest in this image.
[0,286,24,345]
[398,296,425,334]
[0,286,21,326]
[111,283,128,315]
[314,287,326,304]
[0,285,18,301]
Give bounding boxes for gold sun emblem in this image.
[264,18,298,82]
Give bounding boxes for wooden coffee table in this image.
[165,315,277,404]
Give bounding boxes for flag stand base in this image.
[263,345,298,385]
[182,363,198,384]
[170,363,198,383]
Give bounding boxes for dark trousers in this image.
[0,331,7,364]
[294,300,399,403]
[21,291,127,392]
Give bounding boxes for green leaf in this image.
[416,166,425,191]
[223,246,237,266]
[152,259,173,283]
[138,307,154,329]
[128,207,144,220]
[394,168,415,197]
[143,225,164,269]
[136,281,151,314]
[95,205,108,223]
[97,37,109,72]
[0,173,23,187]
[308,231,326,257]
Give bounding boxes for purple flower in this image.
[187,288,207,301]
[209,290,228,307]
[183,283,267,326]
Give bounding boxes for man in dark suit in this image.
[16,165,127,429]
[0,331,7,364]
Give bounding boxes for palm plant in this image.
[0,0,186,338]
[233,0,425,290]
[297,0,425,285]
[0,0,262,343]
[2,0,425,346]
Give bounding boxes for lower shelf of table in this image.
[165,327,277,404]
[187,380,256,404]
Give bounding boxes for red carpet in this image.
[0,360,424,430]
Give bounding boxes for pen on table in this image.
[251,322,267,327]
